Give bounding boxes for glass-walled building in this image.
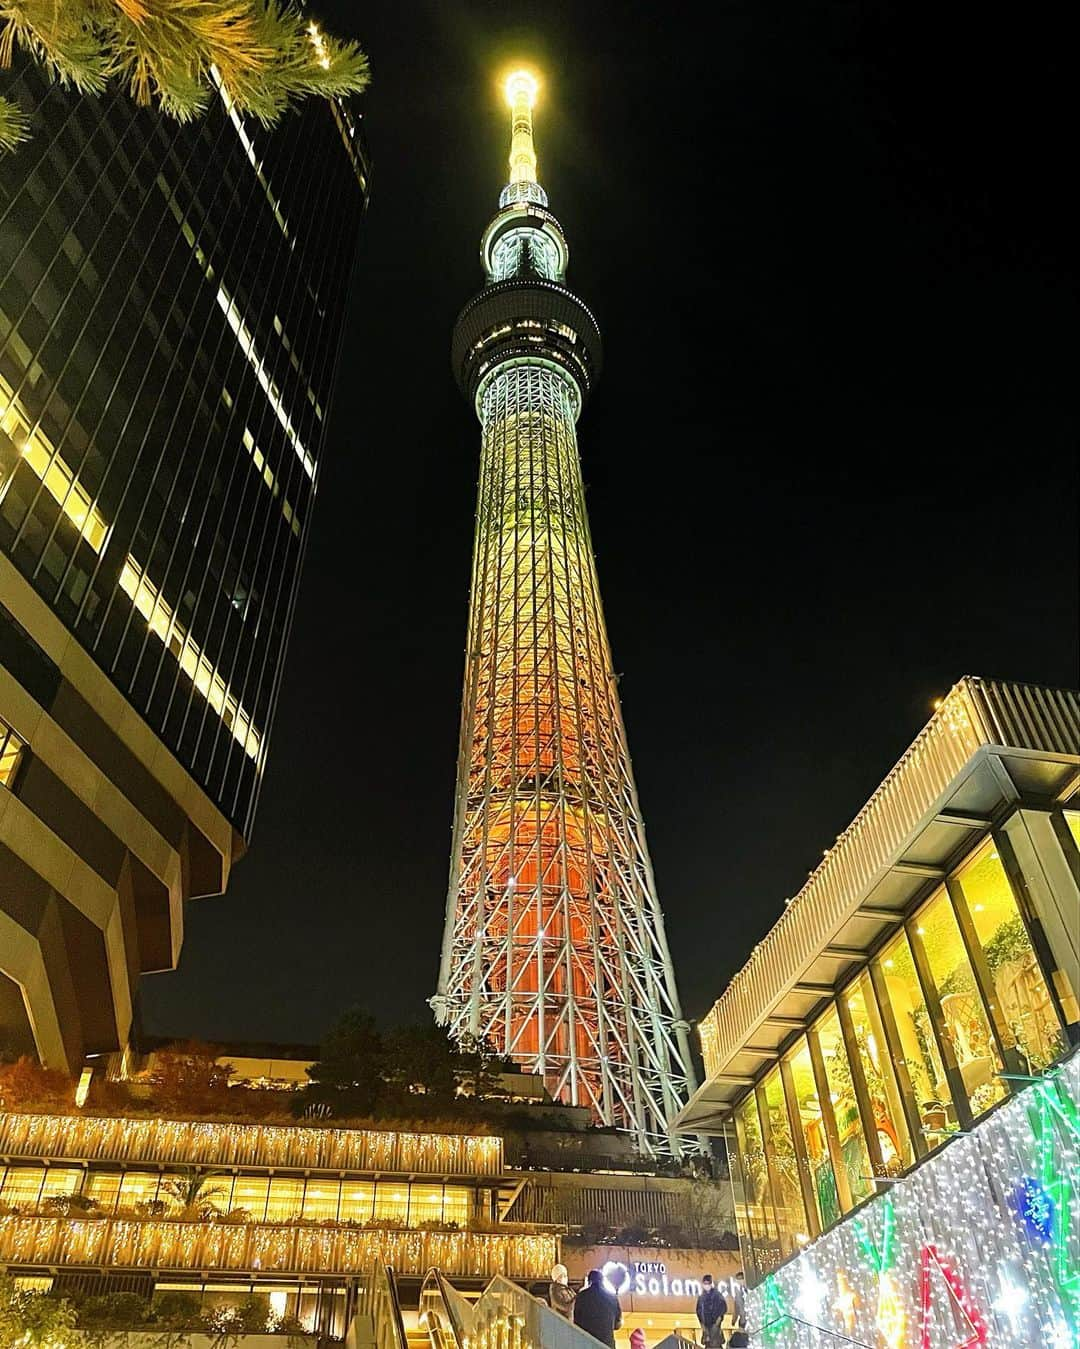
[0,1108,553,1334]
[0,58,370,1071]
[674,677,1079,1345]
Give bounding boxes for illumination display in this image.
[0,1111,503,1177]
[435,71,695,1153]
[0,1213,554,1281]
[743,1056,1080,1346]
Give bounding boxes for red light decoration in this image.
[919,1244,988,1348]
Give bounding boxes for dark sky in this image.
[143,0,1077,1050]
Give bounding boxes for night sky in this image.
[142,0,1077,1051]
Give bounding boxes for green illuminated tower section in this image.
[434,73,696,1154]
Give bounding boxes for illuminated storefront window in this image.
[917,888,1007,1118]
[758,1068,807,1257]
[874,931,958,1145]
[953,838,1066,1071]
[733,1093,778,1279]
[785,1038,840,1230]
[339,1180,375,1223]
[816,1007,873,1209]
[842,971,913,1174]
[0,1160,476,1228]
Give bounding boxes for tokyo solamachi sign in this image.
[602,1260,702,1299]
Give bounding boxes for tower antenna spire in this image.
[504,69,540,188]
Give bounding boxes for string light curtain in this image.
[743,1053,1079,1347]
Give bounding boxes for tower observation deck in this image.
[434,72,696,1154]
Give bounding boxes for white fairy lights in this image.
[744,1054,1080,1347]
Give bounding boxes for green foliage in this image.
[0,92,28,147]
[76,1292,151,1349]
[159,1166,230,1217]
[982,914,1032,972]
[304,1008,385,1116]
[0,0,369,152]
[0,1275,77,1349]
[301,1010,511,1119]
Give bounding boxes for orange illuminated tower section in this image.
[433,72,696,1154]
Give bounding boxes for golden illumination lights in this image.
[0,1213,554,1280]
[504,69,539,108]
[504,68,540,184]
[0,1111,503,1177]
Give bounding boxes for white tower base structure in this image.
[434,72,696,1156]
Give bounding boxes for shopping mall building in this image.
[674,676,1080,1345]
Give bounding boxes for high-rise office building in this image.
[434,73,695,1154]
[0,60,369,1071]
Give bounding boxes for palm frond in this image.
[0,0,109,93]
[2,0,368,145]
[0,90,29,149]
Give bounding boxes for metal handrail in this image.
[753,1313,874,1346]
[356,1263,408,1349]
[419,1268,470,1349]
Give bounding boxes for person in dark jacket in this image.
[695,1275,727,1348]
[573,1269,622,1348]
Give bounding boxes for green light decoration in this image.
[758,1273,791,1345]
[744,1054,1079,1347]
[1028,1074,1080,1343]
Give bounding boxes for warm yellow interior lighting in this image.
[0,720,24,787]
[118,560,261,760]
[1,379,108,552]
[74,1068,93,1108]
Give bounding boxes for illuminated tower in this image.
[434,72,696,1153]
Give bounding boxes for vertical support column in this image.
[836,994,886,1179]
[998,808,1080,1036]
[779,1054,820,1239]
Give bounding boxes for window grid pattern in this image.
[726,829,1074,1281]
[437,362,694,1153]
[0,60,366,833]
[0,1164,472,1228]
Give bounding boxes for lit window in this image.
[1,376,108,552]
[816,1006,874,1210]
[785,1036,841,1230]
[119,559,261,759]
[874,930,958,1141]
[733,1091,777,1282]
[758,1068,807,1258]
[953,838,1068,1070]
[917,887,1008,1118]
[842,970,914,1172]
[0,720,24,787]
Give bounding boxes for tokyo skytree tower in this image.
[432,72,696,1153]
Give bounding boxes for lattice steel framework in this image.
[434,73,696,1155]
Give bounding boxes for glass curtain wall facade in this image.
[726,826,1078,1283]
[0,60,368,1069]
[0,61,366,832]
[0,1164,474,1227]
